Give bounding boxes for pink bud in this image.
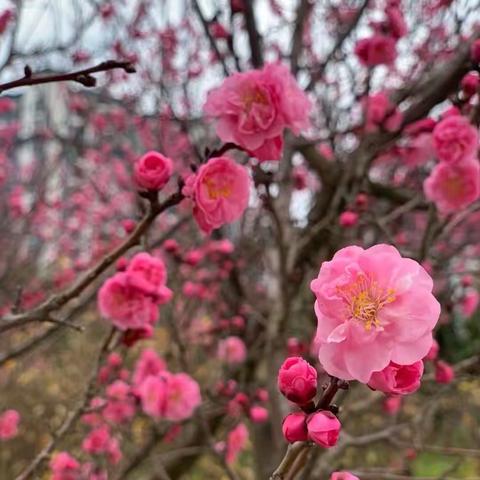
[255,388,269,403]
[163,239,180,254]
[116,257,129,271]
[461,274,473,287]
[424,339,439,361]
[134,151,173,191]
[368,361,424,395]
[330,472,360,480]
[282,412,308,443]
[0,409,20,440]
[355,193,369,209]
[339,211,358,228]
[122,219,136,234]
[382,395,402,415]
[249,406,268,423]
[278,357,317,404]
[306,411,341,448]
[435,360,454,384]
[287,337,306,356]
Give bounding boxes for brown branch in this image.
[243,0,264,68]
[0,60,136,94]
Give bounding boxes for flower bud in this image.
[277,357,317,404]
[383,395,402,415]
[339,211,358,228]
[249,406,268,424]
[134,151,173,191]
[368,361,423,395]
[282,412,308,443]
[306,411,341,448]
[435,360,454,384]
[424,339,439,361]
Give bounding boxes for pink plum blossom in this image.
[49,452,81,480]
[330,473,360,480]
[355,35,397,67]
[310,244,440,383]
[98,272,158,330]
[0,409,19,440]
[204,63,311,161]
[225,423,249,464]
[368,361,424,395]
[184,156,250,234]
[435,360,455,384]
[217,336,247,365]
[423,160,480,214]
[134,150,173,191]
[432,116,478,164]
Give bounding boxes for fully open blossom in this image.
[134,150,173,191]
[368,361,424,395]
[163,372,202,421]
[423,160,480,214]
[432,116,478,164]
[50,452,81,480]
[184,156,250,234]
[0,409,19,440]
[310,244,440,383]
[98,272,158,330]
[277,357,317,404]
[138,374,168,418]
[204,63,311,161]
[127,252,172,303]
[218,336,247,365]
[306,411,341,447]
[282,412,308,443]
[355,35,397,67]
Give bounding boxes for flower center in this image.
[204,177,232,200]
[242,87,269,112]
[336,274,395,331]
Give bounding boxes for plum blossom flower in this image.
[0,409,19,440]
[49,452,81,480]
[184,156,250,234]
[435,360,454,384]
[310,244,440,383]
[98,272,158,330]
[134,150,173,191]
[225,423,249,464]
[330,473,360,480]
[432,116,478,164]
[204,63,311,161]
[368,361,424,395]
[355,35,397,66]
[363,92,402,133]
[217,336,247,365]
[423,160,480,214]
[132,348,166,387]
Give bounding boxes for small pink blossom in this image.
[435,360,455,384]
[134,150,173,191]
[218,336,247,365]
[368,361,424,395]
[433,116,478,164]
[0,409,19,440]
[225,423,249,464]
[127,252,172,303]
[204,63,311,161]
[50,452,80,480]
[306,411,341,448]
[461,289,479,316]
[138,375,167,418]
[185,156,250,234]
[249,405,268,423]
[98,272,158,330]
[310,244,440,383]
[424,339,439,361]
[423,160,480,214]
[278,357,317,404]
[162,372,202,421]
[282,412,308,443]
[355,35,397,67]
[383,395,402,414]
[363,92,402,133]
[339,211,358,228]
[133,348,166,387]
